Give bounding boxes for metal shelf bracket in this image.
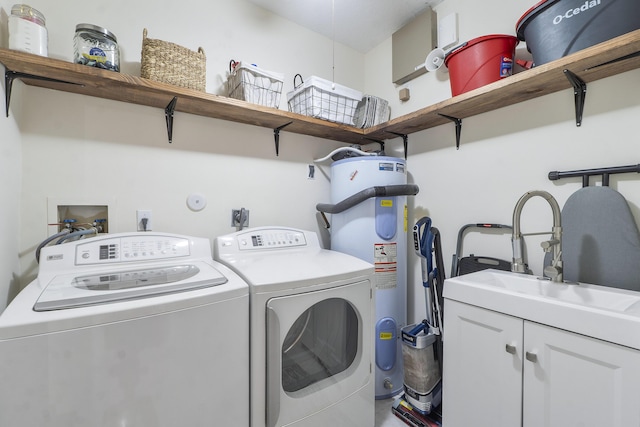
[273,121,292,156]
[4,69,81,118]
[365,138,386,154]
[563,69,586,127]
[439,114,463,149]
[165,97,178,143]
[388,132,409,159]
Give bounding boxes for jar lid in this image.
[11,4,45,26]
[75,23,118,42]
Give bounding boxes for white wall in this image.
[1,0,366,304]
[0,75,21,313]
[0,6,22,311]
[363,0,640,322]
[2,0,639,326]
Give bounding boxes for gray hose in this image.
[35,228,71,263]
[56,227,100,245]
[316,184,419,214]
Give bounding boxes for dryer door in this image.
[266,279,372,427]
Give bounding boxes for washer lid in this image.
[34,261,227,311]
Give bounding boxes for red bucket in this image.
[444,34,519,96]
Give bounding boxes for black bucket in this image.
[516,0,640,65]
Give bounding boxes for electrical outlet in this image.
[231,208,250,229]
[137,210,152,232]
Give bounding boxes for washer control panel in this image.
[74,235,191,265]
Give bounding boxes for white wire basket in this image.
[287,75,363,125]
[227,61,284,108]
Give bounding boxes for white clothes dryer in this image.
[214,226,375,427]
[0,232,249,427]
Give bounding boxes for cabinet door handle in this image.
[505,344,517,354]
[525,351,538,363]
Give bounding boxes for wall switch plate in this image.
[137,210,152,231]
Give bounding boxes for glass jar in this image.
[74,24,120,72]
[9,4,48,56]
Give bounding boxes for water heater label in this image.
[379,162,394,171]
[374,243,398,290]
[379,332,394,340]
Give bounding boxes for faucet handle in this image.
[544,265,563,281]
[540,239,560,252]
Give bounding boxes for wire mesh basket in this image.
[227,61,284,108]
[287,75,363,125]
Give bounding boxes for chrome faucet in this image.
[511,190,563,283]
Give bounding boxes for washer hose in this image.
[56,227,100,245]
[35,228,71,263]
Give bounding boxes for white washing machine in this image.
[0,232,249,427]
[214,226,375,427]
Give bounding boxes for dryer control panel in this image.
[237,229,306,250]
[215,227,318,255]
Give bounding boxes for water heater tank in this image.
[329,156,409,399]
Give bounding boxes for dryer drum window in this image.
[281,298,358,393]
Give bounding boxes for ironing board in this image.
[556,185,640,290]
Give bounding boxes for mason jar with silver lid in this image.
[74,24,120,72]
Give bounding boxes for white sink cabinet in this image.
[442,271,640,427]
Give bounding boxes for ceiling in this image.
[247,0,443,53]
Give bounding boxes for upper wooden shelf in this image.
[366,29,640,141]
[1,29,640,147]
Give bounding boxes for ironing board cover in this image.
[560,186,640,290]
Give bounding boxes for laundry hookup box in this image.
[227,61,284,108]
[287,75,363,126]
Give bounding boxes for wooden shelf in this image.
[1,29,640,148]
[366,29,640,141]
[0,48,367,145]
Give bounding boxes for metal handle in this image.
[525,351,538,363]
[505,344,517,354]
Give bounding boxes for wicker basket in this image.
[140,28,206,91]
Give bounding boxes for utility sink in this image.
[464,270,640,312]
[444,269,640,350]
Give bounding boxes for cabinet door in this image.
[443,300,523,427]
[523,321,640,427]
